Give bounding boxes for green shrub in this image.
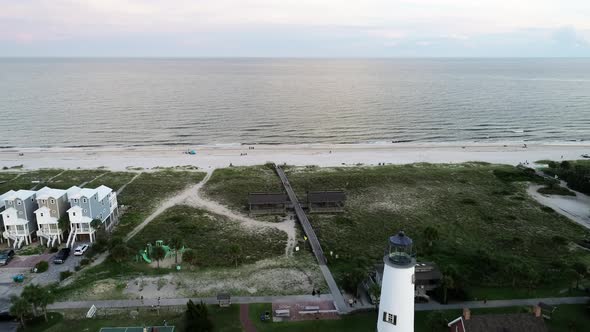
[60,271,73,281]
[35,260,49,273]
[182,249,197,265]
[80,258,90,266]
[49,247,59,253]
[74,266,81,272]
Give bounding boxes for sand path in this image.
[528,184,590,229]
[183,171,296,257]
[125,170,296,257]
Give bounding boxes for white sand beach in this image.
[1,142,589,171]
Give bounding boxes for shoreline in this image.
[1,142,589,171]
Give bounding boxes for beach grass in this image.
[127,205,287,267]
[0,169,64,192]
[113,170,206,237]
[45,169,107,189]
[203,165,283,212]
[203,163,590,300]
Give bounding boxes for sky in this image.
[1,0,590,57]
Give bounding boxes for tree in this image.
[423,226,439,248]
[182,249,196,265]
[185,300,213,332]
[425,311,446,332]
[560,161,572,170]
[152,245,166,269]
[58,216,69,235]
[228,244,242,268]
[368,283,381,308]
[37,285,55,322]
[441,275,455,304]
[170,236,183,265]
[572,262,588,288]
[565,268,580,293]
[21,284,43,317]
[90,218,102,231]
[10,295,30,328]
[110,243,130,263]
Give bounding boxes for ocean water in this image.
[1,58,589,148]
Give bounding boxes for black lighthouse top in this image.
[387,231,415,267]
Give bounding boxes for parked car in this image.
[0,250,15,266]
[53,248,71,264]
[74,244,89,256]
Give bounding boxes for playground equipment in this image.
[137,240,185,264]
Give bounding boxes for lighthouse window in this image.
[383,312,397,325]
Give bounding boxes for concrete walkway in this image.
[48,294,334,310]
[415,296,590,311]
[47,294,590,313]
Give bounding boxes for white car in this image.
[74,244,89,256]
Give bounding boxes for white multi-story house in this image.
[0,190,16,244]
[34,186,79,247]
[66,185,118,247]
[1,190,38,248]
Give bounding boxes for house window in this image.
[83,198,87,203]
[17,200,22,205]
[382,312,397,325]
[18,211,23,215]
[52,210,56,214]
[40,213,44,217]
[7,201,12,205]
[72,212,76,216]
[50,199,55,204]
[83,209,87,213]
[74,199,78,203]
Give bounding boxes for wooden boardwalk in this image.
[275,165,349,313]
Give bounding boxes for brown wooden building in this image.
[248,192,288,215]
[306,191,346,213]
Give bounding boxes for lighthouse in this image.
[377,231,416,332]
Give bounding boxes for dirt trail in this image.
[184,171,296,257]
[125,171,296,257]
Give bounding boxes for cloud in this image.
[1,1,590,56]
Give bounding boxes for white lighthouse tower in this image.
[377,231,416,332]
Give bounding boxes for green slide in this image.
[141,252,152,263]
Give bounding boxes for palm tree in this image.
[90,218,102,231]
[10,295,30,328]
[21,284,42,317]
[423,226,439,248]
[229,244,241,268]
[37,285,55,322]
[441,275,455,304]
[170,237,183,264]
[152,245,166,269]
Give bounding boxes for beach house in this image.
[1,190,38,248]
[34,186,78,247]
[66,185,118,247]
[0,190,16,244]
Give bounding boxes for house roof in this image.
[5,190,36,201]
[248,193,288,205]
[67,205,82,212]
[35,206,51,214]
[464,313,548,332]
[307,191,346,203]
[66,186,82,198]
[69,188,97,200]
[95,185,112,201]
[36,187,67,200]
[0,190,16,208]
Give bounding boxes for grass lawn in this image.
[127,205,287,267]
[0,169,64,192]
[21,305,241,332]
[113,170,206,237]
[87,171,137,191]
[46,169,107,189]
[203,165,283,212]
[204,163,590,300]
